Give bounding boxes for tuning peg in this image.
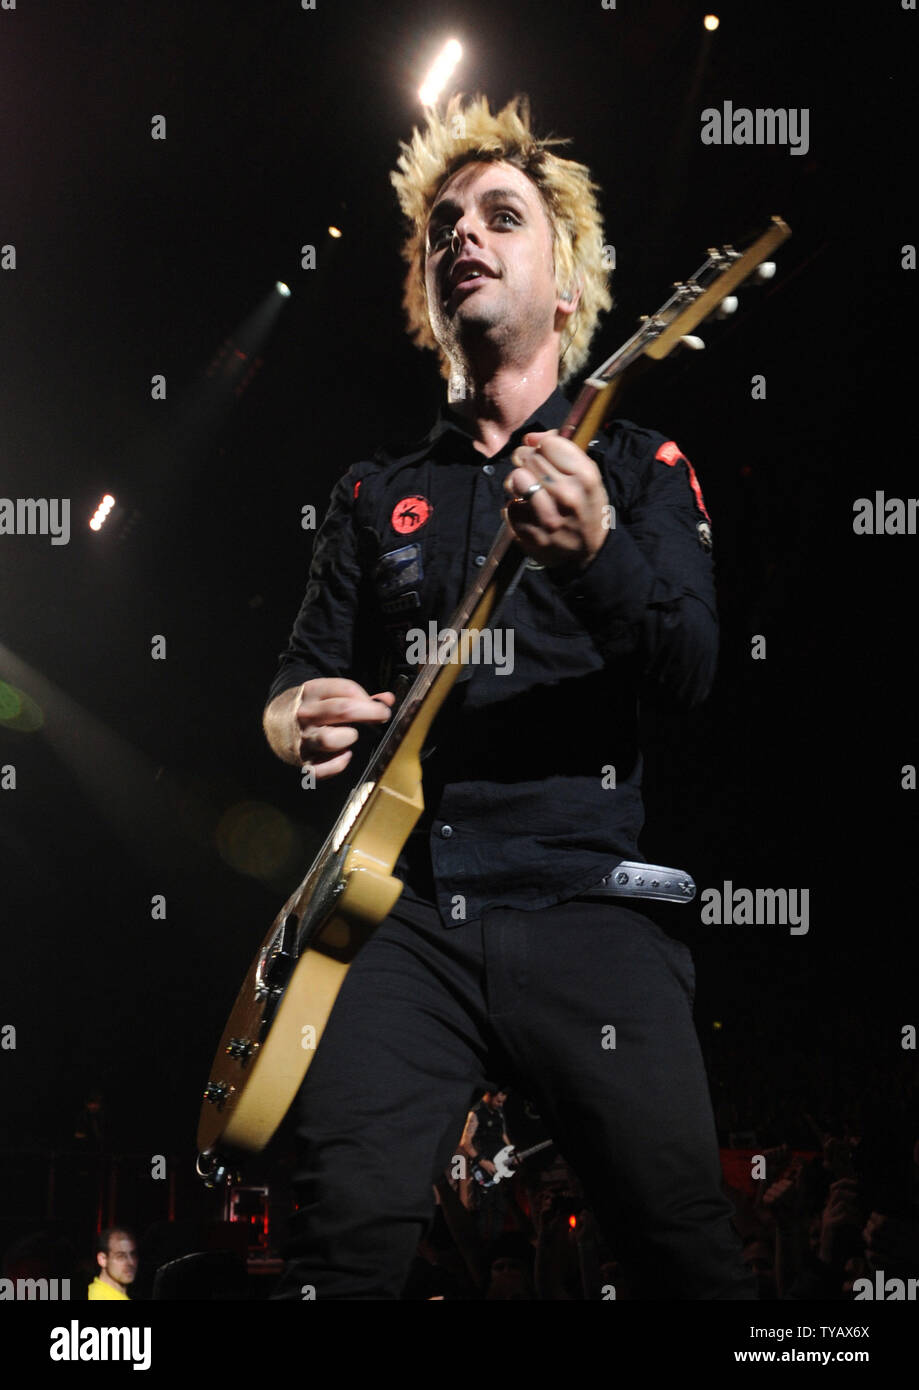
[715,295,738,318]
[753,261,776,281]
[679,334,706,350]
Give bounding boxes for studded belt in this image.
[575,860,696,905]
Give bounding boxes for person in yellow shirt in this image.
[87,1228,137,1300]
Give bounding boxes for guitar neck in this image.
[517,1139,554,1163]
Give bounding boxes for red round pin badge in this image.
[391,495,433,535]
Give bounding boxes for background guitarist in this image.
[462,1089,511,1189]
[263,92,754,1300]
[457,1089,513,1238]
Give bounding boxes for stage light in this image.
[704,14,719,30]
[328,226,343,239]
[0,681,20,719]
[0,679,43,731]
[713,1020,723,1031]
[419,38,462,107]
[276,281,291,297]
[89,493,116,532]
[216,801,298,880]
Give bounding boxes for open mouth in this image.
[444,269,492,302]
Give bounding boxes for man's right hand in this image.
[263,678,395,777]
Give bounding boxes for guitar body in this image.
[473,1139,554,1188]
[197,746,425,1155]
[472,1144,518,1190]
[197,864,401,1155]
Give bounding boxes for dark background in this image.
[0,0,914,1259]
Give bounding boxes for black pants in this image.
[273,890,755,1300]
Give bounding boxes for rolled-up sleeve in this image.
[547,436,718,707]
[265,464,366,708]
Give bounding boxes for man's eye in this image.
[429,211,518,250]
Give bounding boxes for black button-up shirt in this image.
[267,387,717,927]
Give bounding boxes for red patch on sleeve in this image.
[655,441,683,466]
[654,441,710,522]
[353,479,361,499]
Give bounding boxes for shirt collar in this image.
[423,385,572,460]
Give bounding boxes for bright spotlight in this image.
[704,14,719,30]
[328,226,343,239]
[419,38,462,107]
[89,493,116,532]
[276,281,291,297]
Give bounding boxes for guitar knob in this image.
[679,334,705,350]
[716,295,738,318]
[203,1081,230,1107]
[225,1037,254,1061]
[754,262,776,281]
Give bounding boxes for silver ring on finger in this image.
[524,482,544,500]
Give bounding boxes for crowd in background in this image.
[3,1042,917,1299]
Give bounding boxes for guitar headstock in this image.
[643,216,791,361]
[564,217,792,448]
[586,216,792,387]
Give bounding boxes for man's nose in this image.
[449,218,483,253]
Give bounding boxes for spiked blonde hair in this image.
[389,92,613,386]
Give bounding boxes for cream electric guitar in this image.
[197,217,791,1179]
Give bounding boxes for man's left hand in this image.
[504,429,610,571]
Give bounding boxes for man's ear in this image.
[557,281,581,319]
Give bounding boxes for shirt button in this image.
[474,555,486,566]
[482,463,495,476]
[440,825,454,838]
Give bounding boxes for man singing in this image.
[265,93,753,1300]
